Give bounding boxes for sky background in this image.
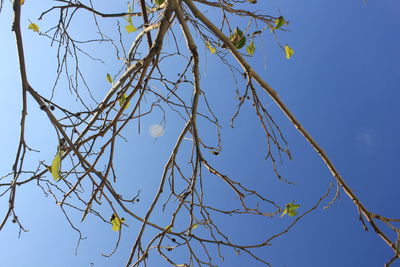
[0,0,400,266]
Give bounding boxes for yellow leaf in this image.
[51,153,61,181]
[164,225,172,233]
[110,213,125,231]
[274,16,287,30]
[28,23,39,32]
[205,41,216,54]
[191,224,198,230]
[125,24,137,33]
[20,0,25,5]
[106,73,113,84]
[246,40,255,56]
[118,93,130,110]
[284,44,294,59]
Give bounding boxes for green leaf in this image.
[274,16,287,30]
[230,27,246,49]
[126,3,133,25]
[106,73,113,84]
[110,213,125,231]
[126,17,133,26]
[191,224,198,230]
[284,44,294,59]
[165,225,172,233]
[51,152,61,181]
[246,40,255,56]
[281,202,300,217]
[154,0,165,6]
[125,24,137,33]
[118,93,130,110]
[28,23,39,32]
[205,41,216,54]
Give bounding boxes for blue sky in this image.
[0,0,399,266]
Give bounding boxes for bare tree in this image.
[1,0,399,266]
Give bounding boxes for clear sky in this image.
[0,0,399,267]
